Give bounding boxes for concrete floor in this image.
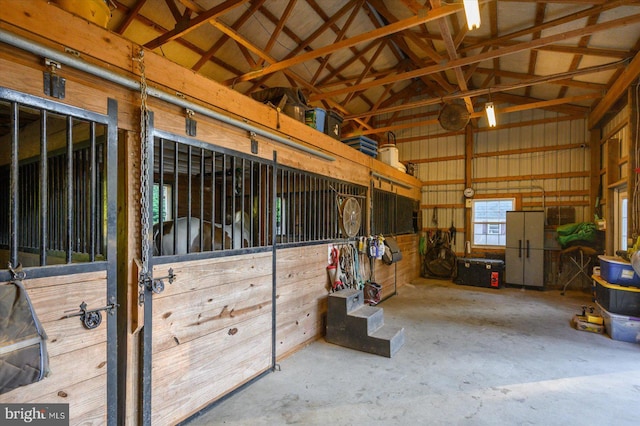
[185,278,640,425]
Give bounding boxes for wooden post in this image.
[628,84,639,242]
[464,125,473,255]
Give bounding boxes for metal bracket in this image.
[185,109,197,136]
[64,47,80,57]
[64,298,118,330]
[43,58,65,99]
[249,131,258,154]
[7,262,26,281]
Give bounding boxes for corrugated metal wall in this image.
[385,104,591,254]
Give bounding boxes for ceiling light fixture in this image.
[485,102,497,127]
[463,0,481,30]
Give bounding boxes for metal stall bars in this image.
[0,87,118,425]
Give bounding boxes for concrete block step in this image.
[370,326,405,358]
[330,288,365,313]
[326,324,404,358]
[325,288,404,358]
[326,288,365,331]
[348,305,384,335]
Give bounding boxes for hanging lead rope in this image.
[137,48,151,305]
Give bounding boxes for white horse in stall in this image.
[153,212,251,255]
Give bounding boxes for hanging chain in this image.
[136,48,151,305]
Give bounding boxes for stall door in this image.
[140,123,275,425]
[0,89,118,425]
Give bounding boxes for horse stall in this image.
[142,115,370,423]
[0,3,422,425]
[0,89,119,423]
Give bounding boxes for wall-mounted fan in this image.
[339,197,362,238]
[438,103,470,131]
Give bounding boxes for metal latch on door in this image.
[138,268,176,304]
[147,268,176,294]
[63,297,118,330]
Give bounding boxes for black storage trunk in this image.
[454,258,504,289]
[325,110,343,140]
[594,277,640,317]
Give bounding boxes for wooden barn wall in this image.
[0,3,422,425]
[275,245,329,359]
[275,235,420,360]
[599,104,631,254]
[0,272,109,424]
[150,253,273,425]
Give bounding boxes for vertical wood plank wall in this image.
[1,272,109,424]
[151,253,273,425]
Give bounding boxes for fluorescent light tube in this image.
[463,0,481,30]
[485,102,496,127]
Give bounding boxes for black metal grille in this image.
[372,189,417,235]
[275,168,366,243]
[151,133,367,256]
[0,100,107,266]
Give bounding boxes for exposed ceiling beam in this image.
[111,0,246,76]
[310,0,365,85]
[223,3,463,85]
[589,49,640,128]
[255,0,298,68]
[191,0,265,71]
[143,0,249,49]
[460,0,637,55]
[310,13,640,102]
[115,0,147,34]
[432,0,473,113]
[243,0,360,94]
[473,67,607,91]
[535,45,631,59]
[362,0,456,94]
[346,93,600,137]
[344,60,625,120]
[494,93,591,115]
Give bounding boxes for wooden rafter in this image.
[255,0,298,69]
[115,0,147,34]
[431,0,473,112]
[143,0,249,49]
[310,13,640,102]
[191,0,265,72]
[309,0,364,85]
[344,60,625,121]
[111,0,245,76]
[365,0,455,95]
[473,68,607,91]
[460,0,636,55]
[224,3,464,84]
[244,0,370,98]
[347,93,601,138]
[589,48,640,128]
[342,40,388,106]
[557,12,601,99]
[103,0,640,136]
[524,2,546,98]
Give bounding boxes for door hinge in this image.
[43,58,65,99]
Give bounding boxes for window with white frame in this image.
[472,198,515,247]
